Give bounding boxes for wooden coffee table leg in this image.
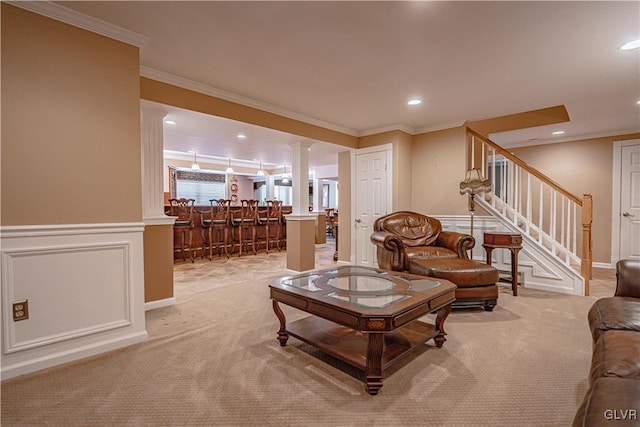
[433,303,452,348]
[365,332,384,395]
[271,300,289,346]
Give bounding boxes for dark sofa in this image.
[572,259,640,426]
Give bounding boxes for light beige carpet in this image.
[2,271,609,426]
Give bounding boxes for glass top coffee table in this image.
[269,265,456,395]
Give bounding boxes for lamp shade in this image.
[459,168,491,195]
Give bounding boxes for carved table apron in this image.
[269,266,456,395]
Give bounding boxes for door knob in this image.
[355,219,362,223]
[623,212,635,217]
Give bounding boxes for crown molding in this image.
[140,66,359,138]
[497,127,640,149]
[6,1,149,48]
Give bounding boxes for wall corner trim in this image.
[143,216,177,226]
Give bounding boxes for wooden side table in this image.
[483,232,523,296]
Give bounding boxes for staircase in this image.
[466,127,593,296]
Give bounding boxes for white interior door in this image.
[353,146,391,266]
[620,142,640,260]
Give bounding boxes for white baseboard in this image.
[145,297,176,311]
[592,261,614,269]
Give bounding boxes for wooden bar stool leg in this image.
[188,229,194,263]
[223,227,230,258]
[251,223,257,254]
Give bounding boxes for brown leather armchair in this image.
[615,258,640,298]
[370,211,475,272]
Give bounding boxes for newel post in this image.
[581,193,593,295]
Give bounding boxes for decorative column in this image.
[266,175,275,200]
[290,141,312,215]
[286,141,316,272]
[140,101,174,224]
[140,101,176,310]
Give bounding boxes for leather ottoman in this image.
[409,258,499,311]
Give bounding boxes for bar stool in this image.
[231,199,258,256]
[256,203,270,253]
[259,200,283,253]
[325,208,335,236]
[280,205,290,249]
[201,199,231,260]
[168,198,195,263]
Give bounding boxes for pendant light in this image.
[190,151,200,170]
[225,157,234,174]
[256,160,265,176]
[282,164,290,184]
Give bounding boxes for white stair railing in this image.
[467,128,593,294]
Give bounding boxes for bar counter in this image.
[165,204,293,260]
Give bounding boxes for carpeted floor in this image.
[1,245,615,426]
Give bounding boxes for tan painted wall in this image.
[411,127,469,215]
[337,150,351,262]
[511,133,640,264]
[286,219,316,271]
[1,4,142,225]
[141,78,358,149]
[394,133,414,212]
[143,225,174,302]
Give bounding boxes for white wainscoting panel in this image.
[1,223,148,379]
[435,215,585,295]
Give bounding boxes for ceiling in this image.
[57,1,640,166]
[157,103,347,171]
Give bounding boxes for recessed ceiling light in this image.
[620,39,640,50]
[237,134,246,139]
[407,99,422,106]
[165,120,177,125]
[636,100,640,105]
[552,131,565,136]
